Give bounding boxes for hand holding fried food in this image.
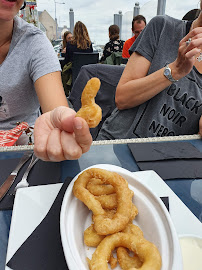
[76,77,102,128]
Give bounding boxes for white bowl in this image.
[60,164,183,270]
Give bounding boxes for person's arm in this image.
[33,71,92,161]
[34,71,68,112]
[116,27,202,110]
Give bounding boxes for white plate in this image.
[60,164,183,270]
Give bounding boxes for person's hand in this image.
[170,27,202,80]
[34,106,92,161]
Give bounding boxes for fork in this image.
[14,153,39,191]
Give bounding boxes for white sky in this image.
[37,0,200,44]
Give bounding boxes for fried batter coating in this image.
[87,178,115,195]
[89,232,162,270]
[84,224,105,247]
[73,168,133,235]
[76,77,102,128]
[117,224,144,269]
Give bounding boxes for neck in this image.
[0,20,13,47]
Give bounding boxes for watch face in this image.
[164,68,170,76]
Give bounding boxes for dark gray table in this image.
[0,139,202,269]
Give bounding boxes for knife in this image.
[0,152,33,201]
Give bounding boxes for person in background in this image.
[0,0,92,161]
[97,7,202,140]
[100,24,124,62]
[64,21,93,64]
[61,31,73,54]
[122,15,146,59]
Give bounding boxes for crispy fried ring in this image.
[89,232,162,270]
[84,212,139,248]
[95,193,117,209]
[76,77,102,128]
[84,224,105,247]
[95,192,137,214]
[117,247,143,269]
[87,178,115,195]
[73,168,132,235]
[117,224,144,269]
[109,253,117,269]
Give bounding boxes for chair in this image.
[69,63,125,140]
[121,57,128,65]
[72,52,99,85]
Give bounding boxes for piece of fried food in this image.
[76,77,102,128]
[117,224,144,269]
[89,232,162,270]
[87,178,115,195]
[73,168,133,235]
[84,224,105,247]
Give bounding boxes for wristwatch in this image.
[163,65,178,83]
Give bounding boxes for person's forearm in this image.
[35,72,68,113]
[116,66,175,110]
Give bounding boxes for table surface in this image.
[0,138,202,269]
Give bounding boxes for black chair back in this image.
[121,57,128,64]
[72,52,99,84]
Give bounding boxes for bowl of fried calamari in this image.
[60,164,183,270]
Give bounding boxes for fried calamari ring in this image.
[84,224,105,247]
[76,77,102,128]
[87,178,115,195]
[84,218,139,248]
[95,193,117,209]
[89,232,162,270]
[73,168,132,235]
[109,253,117,269]
[117,247,143,269]
[117,224,144,269]
[95,191,137,214]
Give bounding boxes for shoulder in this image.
[103,41,111,49]
[147,15,184,31]
[13,16,52,50]
[14,16,45,38]
[126,36,135,43]
[124,36,135,48]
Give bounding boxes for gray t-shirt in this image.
[0,16,61,130]
[97,15,202,140]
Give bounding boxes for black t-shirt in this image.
[64,42,93,63]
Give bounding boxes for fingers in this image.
[34,106,92,161]
[50,106,76,132]
[180,28,202,55]
[34,114,50,161]
[180,27,202,45]
[46,118,92,161]
[73,117,93,154]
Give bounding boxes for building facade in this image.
[38,10,57,41]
